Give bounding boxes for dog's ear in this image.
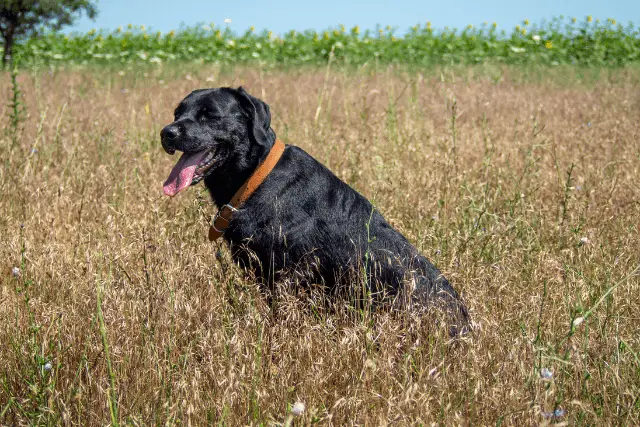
[236,87,273,146]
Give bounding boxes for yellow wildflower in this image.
[168,30,175,37]
[545,40,553,49]
[250,26,255,32]
[587,15,593,23]
[572,17,576,23]
[524,19,529,26]
[353,25,360,35]
[492,22,497,28]
[323,31,329,40]
[612,19,617,25]
[521,28,527,36]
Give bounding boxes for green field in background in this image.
[9,16,640,68]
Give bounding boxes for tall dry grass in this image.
[0,65,639,425]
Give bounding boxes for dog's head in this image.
[160,87,274,197]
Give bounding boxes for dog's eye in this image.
[199,108,218,122]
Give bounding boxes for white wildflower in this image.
[540,368,553,379]
[12,266,20,277]
[291,401,305,416]
[532,35,541,42]
[573,317,584,327]
[44,362,53,371]
[579,236,589,245]
[510,46,526,53]
[224,18,232,24]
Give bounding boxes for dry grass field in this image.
[0,65,639,425]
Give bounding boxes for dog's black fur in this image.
[161,87,469,334]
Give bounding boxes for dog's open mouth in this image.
[163,149,216,197]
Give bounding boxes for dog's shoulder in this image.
[269,143,343,187]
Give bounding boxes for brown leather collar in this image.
[208,138,286,241]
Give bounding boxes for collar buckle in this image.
[211,204,237,233]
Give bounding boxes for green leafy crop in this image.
[10,16,640,68]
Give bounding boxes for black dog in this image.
[161,87,469,334]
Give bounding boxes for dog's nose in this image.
[160,124,180,154]
[161,124,180,141]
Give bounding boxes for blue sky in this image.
[71,0,639,35]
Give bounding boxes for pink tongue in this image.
[163,151,208,197]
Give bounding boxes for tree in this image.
[0,0,97,66]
